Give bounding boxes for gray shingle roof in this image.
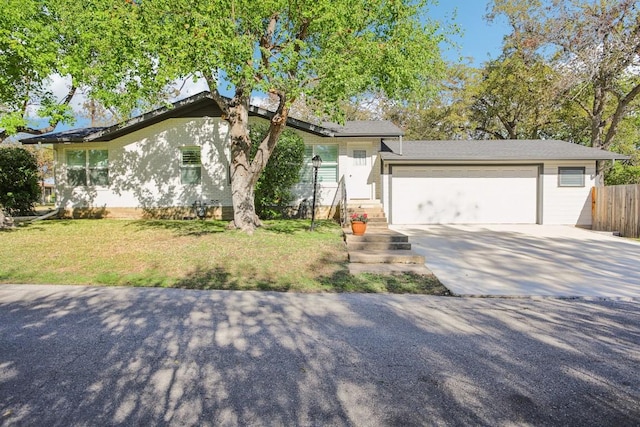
[322,120,404,137]
[380,140,627,161]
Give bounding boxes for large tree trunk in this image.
[227,98,261,233]
[223,91,289,233]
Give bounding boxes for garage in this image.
[390,165,539,224]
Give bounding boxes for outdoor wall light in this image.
[310,155,322,231]
[192,200,207,220]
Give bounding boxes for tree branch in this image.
[204,73,230,116]
[603,81,640,149]
[260,14,279,70]
[5,86,78,140]
[475,125,506,140]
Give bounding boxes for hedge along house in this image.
[21,91,625,226]
[20,91,403,220]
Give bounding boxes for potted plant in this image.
[350,212,368,236]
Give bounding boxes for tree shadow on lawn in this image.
[261,219,335,234]
[318,268,453,295]
[172,266,293,293]
[128,219,336,236]
[128,219,227,236]
[170,258,452,295]
[0,218,76,232]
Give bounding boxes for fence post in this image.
[591,187,596,228]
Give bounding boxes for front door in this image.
[347,147,371,199]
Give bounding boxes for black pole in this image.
[310,163,319,231]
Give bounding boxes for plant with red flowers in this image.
[350,212,369,223]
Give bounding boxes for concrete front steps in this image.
[345,201,429,274]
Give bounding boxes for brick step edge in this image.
[343,232,408,243]
[347,242,412,251]
[348,250,425,264]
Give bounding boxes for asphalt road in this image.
[1,285,639,426]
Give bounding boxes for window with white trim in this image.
[181,147,202,184]
[66,149,109,186]
[353,149,367,166]
[301,144,338,183]
[558,167,585,187]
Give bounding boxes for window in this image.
[66,149,109,186]
[181,147,202,184]
[302,144,338,183]
[558,167,585,187]
[353,149,367,166]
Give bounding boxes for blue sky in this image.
[429,0,509,65]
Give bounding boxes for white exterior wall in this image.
[380,160,597,226]
[290,135,378,207]
[54,115,381,215]
[541,160,596,225]
[289,133,339,207]
[381,165,391,220]
[55,118,231,211]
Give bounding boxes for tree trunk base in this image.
[0,208,15,229]
[226,214,263,234]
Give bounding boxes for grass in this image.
[0,219,450,295]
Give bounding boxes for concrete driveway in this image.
[392,224,640,298]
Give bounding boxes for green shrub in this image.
[604,162,640,186]
[0,147,40,214]
[250,124,305,219]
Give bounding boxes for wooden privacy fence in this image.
[592,184,640,238]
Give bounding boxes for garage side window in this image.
[558,167,585,187]
[181,147,202,185]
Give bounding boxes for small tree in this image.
[0,147,41,214]
[250,123,305,219]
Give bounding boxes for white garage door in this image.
[391,165,539,224]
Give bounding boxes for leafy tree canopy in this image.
[0,0,76,141]
[488,0,640,154]
[48,0,449,231]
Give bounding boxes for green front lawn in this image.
[0,219,449,294]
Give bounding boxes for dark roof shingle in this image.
[322,120,404,137]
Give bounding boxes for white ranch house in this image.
[22,91,624,226]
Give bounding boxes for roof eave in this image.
[335,132,404,138]
[379,155,629,163]
[21,91,346,143]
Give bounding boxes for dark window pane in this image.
[89,150,108,168]
[68,169,86,186]
[66,150,86,167]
